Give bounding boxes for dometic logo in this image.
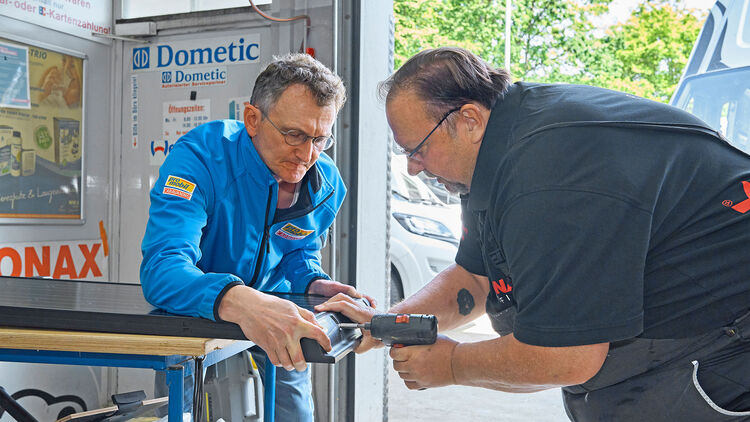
[724,181,750,214]
[161,67,227,89]
[131,38,259,71]
[133,47,150,70]
[163,175,196,200]
[275,223,314,240]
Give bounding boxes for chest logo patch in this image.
[725,181,750,214]
[275,223,314,240]
[163,175,196,200]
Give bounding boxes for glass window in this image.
[396,173,442,205]
[672,67,750,154]
[121,0,271,19]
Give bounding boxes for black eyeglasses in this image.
[262,111,335,151]
[394,107,461,159]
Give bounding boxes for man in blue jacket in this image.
[141,53,372,421]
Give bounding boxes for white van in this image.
[389,155,461,305]
[670,0,750,153]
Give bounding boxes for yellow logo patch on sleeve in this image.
[163,175,197,200]
[275,223,314,240]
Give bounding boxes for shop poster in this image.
[0,39,84,220]
[0,41,31,109]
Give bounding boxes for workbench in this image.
[0,275,362,422]
[0,276,271,422]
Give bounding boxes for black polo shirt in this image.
[456,82,750,347]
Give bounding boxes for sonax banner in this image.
[0,239,108,280]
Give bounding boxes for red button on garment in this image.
[395,314,410,324]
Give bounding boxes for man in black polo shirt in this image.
[318,47,750,421]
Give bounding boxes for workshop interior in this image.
[0,1,393,421]
[2,0,749,421]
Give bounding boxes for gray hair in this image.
[379,47,511,126]
[250,53,346,114]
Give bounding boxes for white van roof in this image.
[682,0,750,77]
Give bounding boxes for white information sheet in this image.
[155,99,210,166]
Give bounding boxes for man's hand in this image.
[218,285,332,372]
[314,293,383,353]
[390,335,458,390]
[308,278,377,307]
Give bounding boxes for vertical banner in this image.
[0,39,84,220]
[131,74,138,149]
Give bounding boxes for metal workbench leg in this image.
[264,359,276,422]
[167,365,185,422]
[0,386,38,422]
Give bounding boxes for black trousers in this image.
[563,311,750,421]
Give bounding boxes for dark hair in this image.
[251,53,346,114]
[379,47,511,123]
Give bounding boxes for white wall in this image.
[0,13,114,420]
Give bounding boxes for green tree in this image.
[393,0,591,79]
[613,3,703,101]
[393,0,705,102]
[393,0,503,68]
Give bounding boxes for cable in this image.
[248,0,311,53]
[192,357,204,422]
[248,0,310,27]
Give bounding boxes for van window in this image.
[392,171,444,205]
[672,67,750,154]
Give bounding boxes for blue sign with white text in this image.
[131,38,260,71]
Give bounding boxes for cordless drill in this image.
[339,313,437,347]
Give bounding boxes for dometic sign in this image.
[132,36,260,72]
[160,66,227,89]
[0,239,108,280]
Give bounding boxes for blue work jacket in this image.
[140,120,346,321]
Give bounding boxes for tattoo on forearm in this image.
[457,288,475,316]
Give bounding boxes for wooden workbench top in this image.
[0,327,238,356]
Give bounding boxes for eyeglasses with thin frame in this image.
[393,106,462,159]
[261,110,335,151]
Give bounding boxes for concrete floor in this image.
[386,315,570,421]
